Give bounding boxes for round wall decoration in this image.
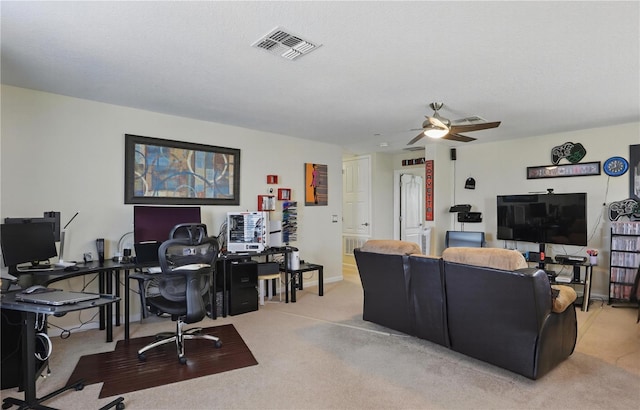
[603,156,629,177]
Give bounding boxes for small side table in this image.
[282,263,324,303]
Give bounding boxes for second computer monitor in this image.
[445,231,485,248]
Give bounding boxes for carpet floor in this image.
[66,324,257,398]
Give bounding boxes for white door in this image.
[400,173,424,249]
[343,156,371,237]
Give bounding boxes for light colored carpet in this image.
[2,269,639,409]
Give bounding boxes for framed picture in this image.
[526,162,601,179]
[124,134,240,205]
[305,163,327,206]
[631,144,640,201]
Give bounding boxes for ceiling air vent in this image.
[252,27,321,61]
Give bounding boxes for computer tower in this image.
[228,261,258,316]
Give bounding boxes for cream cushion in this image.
[442,247,528,271]
[360,240,422,256]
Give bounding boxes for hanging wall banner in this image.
[425,160,434,221]
[526,162,601,179]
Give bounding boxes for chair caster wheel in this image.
[179,357,187,365]
[75,382,84,391]
[214,340,222,348]
[116,402,126,410]
[137,353,146,362]
[2,402,13,409]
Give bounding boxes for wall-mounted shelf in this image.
[267,175,278,184]
[282,201,297,244]
[258,195,275,211]
[278,188,291,201]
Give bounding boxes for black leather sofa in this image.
[354,240,578,380]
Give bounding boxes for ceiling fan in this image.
[407,102,501,145]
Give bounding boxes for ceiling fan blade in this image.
[443,133,476,143]
[407,132,426,145]
[449,121,501,134]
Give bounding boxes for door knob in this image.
[361,222,369,227]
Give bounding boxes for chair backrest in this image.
[157,224,219,323]
[169,223,208,241]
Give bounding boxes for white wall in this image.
[1,85,343,325]
[384,123,639,298]
[450,123,639,297]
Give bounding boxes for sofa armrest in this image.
[551,285,577,313]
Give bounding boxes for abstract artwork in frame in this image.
[124,134,240,205]
[305,163,328,206]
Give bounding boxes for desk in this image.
[281,263,324,303]
[0,292,124,410]
[13,260,127,342]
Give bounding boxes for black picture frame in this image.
[630,144,640,201]
[526,162,601,179]
[124,134,240,205]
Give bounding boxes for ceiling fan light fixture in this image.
[424,127,449,139]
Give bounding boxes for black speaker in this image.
[450,148,457,160]
[457,212,482,223]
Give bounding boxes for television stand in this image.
[536,261,594,312]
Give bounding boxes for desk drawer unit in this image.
[229,261,258,315]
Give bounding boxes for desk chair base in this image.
[137,318,222,365]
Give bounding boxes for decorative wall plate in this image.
[603,156,629,177]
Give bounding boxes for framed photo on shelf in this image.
[124,134,240,205]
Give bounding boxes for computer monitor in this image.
[445,231,485,248]
[1,222,58,274]
[133,206,202,243]
[4,216,60,241]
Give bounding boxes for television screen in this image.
[496,193,587,246]
[1,222,58,271]
[134,206,201,243]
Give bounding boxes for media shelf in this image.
[609,221,640,304]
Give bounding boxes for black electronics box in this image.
[449,204,471,213]
[257,262,279,276]
[457,212,482,223]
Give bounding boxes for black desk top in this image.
[0,291,119,315]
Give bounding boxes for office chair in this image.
[137,224,222,364]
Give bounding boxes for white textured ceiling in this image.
[1,1,638,154]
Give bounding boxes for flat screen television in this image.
[133,206,202,243]
[496,193,587,246]
[1,222,58,273]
